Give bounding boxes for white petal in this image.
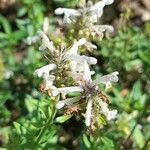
[105,0,114,5]
[96,97,117,121]
[69,55,97,65]
[67,38,87,56]
[54,8,64,15]
[56,101,65,109]
[43,74,55,89]
[56,97,80,109]
[38,30,55,52]
[107,110,117,120]
[57,86,83,93]
[105,81,112,91]
[34,64,56,77]
[55,8,80,24]
[85,42,97,50]
[83,61,92,82]
[85,98,92,126]
[89,0,114,22]
[51,86,83,96]
[95,25,114,33]
[26,35,39,45]
[63,15,72,24]
[77,38,87,46]
[55,8,79,16]
[97,71,119,84]
[90,71,95,75]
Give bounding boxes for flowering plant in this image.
[35,30,119,128]
[34,1,119,136]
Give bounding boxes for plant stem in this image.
[35,96,59,144]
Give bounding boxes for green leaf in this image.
[129,81,142,100]
[25,96,38,113]
[17,8,27,17]
[0,15,12,34]
[7,133,20,150]
[13,122,27,135]
[55,114,73,123]
[82,134,91,149]
[133,126,145,148]
[99,136,115,150]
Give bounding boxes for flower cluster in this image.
[35,30,119,127]
[55,0,114,38]
[34,0,118,127]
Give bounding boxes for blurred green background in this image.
[0,0,150,149]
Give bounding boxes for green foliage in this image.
[0,0,150,149]
[55,114,73,123]
[53,0,79,7]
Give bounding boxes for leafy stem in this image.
[35,95,59,144]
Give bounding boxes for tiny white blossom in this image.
[55,0,114,24]
[26,35,40,45]
[67,38,87,56]
[89,0,114,22]
[95,71,119,90]
[85,98,92,126]
[66,38,97,79]
[43,74,56,90]
[54,8,80,24]
[85,41,97,51]
[38,30,55,52]
[69,55,97,65]
[83,61,92,82]
[92,25,114,34]
[96,96,117,120]
[56,97,81,109]
[35,64,56,77]
[51,86,83,96]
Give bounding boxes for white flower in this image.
[89,0,114,23]
[65,38,97,82]
[96,96,117,120]
[69,55,97,65]
[38,30,55,52]
[55,0,114,24]
[66,38,87,56]
[66,38,97,80]
[85,41,97,51]
[91,25,114,35]
[43,74,56,90]
[54,8,80,24]
[83,61,92,82]
[51,86,83,96]
[85,98,92,126]
[56,96,81,109]
[26,35,40,45]
[95,71,119,90]
[35,64,56,77]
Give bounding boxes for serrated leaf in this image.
[55,114,72,123]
